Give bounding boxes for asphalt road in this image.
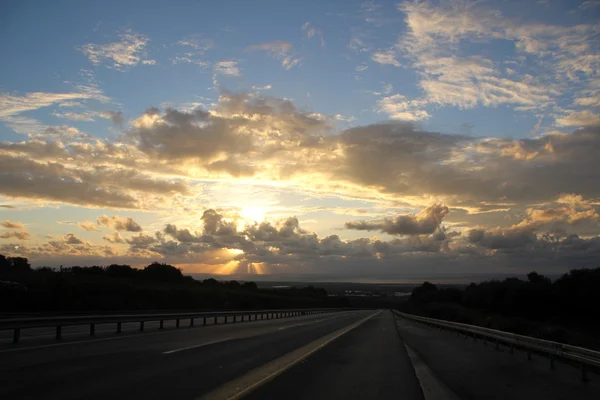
[2,309,406,399]
[394,315,600,400]
[245,311,424,400]
[5,309,593,400]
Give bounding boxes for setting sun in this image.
[240,206,268,223]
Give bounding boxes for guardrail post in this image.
[233,315,237,323]
[90,323,95,336]
[224,316,228,324]
[176,319,180,328]
[190,318,194,327]
[203,317,207,326]
[159,320,164,329]
[261,313,264,320]
[56,325,63,340]
[13,328,20,344]
[140,321,145,332]
[117,322,122,333]
[214,316,217,325]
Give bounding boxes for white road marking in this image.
[404,343,461,400]
[197,310,380,400]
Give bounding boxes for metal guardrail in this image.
[2,308,346,344]
[393,310,600,381]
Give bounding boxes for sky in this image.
[0,0,599,281]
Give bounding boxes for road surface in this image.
[2,310,598,399]
[1,309,424,399]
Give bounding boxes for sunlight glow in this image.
[240,205,268,223]
[227,248,244,255]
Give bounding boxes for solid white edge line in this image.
[403,342,461,400]
[197,310,381,400]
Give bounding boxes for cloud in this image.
[78,30,154,70]
[64,233,84,245]
[103,232,125,244]
[213,61,241,77]
[128,92,329,168]
[51,110,124,125]
[102,110,124,126]
[126,233,157,249]
[2,220,24,229]
[77,221,100,232]
[371,50,401,67]
[0,137,189,209]
[301,22,325,47]
[556,111,600,127]
[2,90,600,238]
[176,37,214,52]
[0,231,30,240]
[377,95,430,120]
[246,41,302,70]
[467,224,537,250]
[348,37,370,53]
[4,204,600,278]
[346,204,449,235]
[0,91,109,120]
[0,153,140,209]
[97,215,142,232]
[52,111,96,122]
[252,84,272,90]
[396,0,599,125]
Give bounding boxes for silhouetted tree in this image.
[411,281,438,303]
[224,280,241,290]
[527,271,551,285]
[142,262,183,282]
[0,256,31,273]
[242,281,258,291]
[0,254,9,271]
[106,264,137,277]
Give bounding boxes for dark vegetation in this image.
[399,268,600,350]
[0,254,346,313]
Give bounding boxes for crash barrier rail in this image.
[2,308,347,344]
[392,310,600,381]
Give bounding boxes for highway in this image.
[1,310,424,399]
[2,310,599,399]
